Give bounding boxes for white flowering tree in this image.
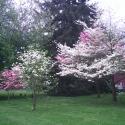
[17,46,52,110]
[56,27,125,101]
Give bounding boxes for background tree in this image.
[29,10,54,54]
[35,0,98,96]
[0,0,15,70]
[36,0,98,55]
[97,17,125,101]
[0,0,30,71]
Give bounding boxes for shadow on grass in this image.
[0,90,32,100]
[38,93,125,109]
[1,92,125,109]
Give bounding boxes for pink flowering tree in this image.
[56,27,125,101]
[0,66,26,100]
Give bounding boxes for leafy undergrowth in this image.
[0,93,125,125]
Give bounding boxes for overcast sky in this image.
[14,0,125,17]
[91,0,125,21]
[14,0,125,26]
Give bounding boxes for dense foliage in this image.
[0,0,31,71]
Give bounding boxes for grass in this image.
[0,93,125,125]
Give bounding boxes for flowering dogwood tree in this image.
[0,67,25,100]
[17,46,52,110]
[56,27,125,101]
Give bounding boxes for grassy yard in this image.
[0,93,125,125]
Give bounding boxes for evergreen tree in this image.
[36,0,97,55]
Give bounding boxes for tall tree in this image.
[0,0,17,70]
[36,0,98,55]
[0,0,30,71]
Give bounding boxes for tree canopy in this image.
[36,0,98,55]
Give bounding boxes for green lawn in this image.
[0,93,125,125]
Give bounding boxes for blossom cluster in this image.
[56,27,125,81]
[0,68,25,90]
[17,46,52,88]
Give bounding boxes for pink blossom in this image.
[0,69,26,91]
[55,55,71,64]
[79,32,91,43]
[55,55,65,62]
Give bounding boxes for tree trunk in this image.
[96,81,101,98]
[32,82,37,111]
[7,91,10,101]
[111,75,117,102]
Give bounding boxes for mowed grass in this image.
[0,93,125,125]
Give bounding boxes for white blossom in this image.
[56,27,125,81]
[16,46,52,88]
